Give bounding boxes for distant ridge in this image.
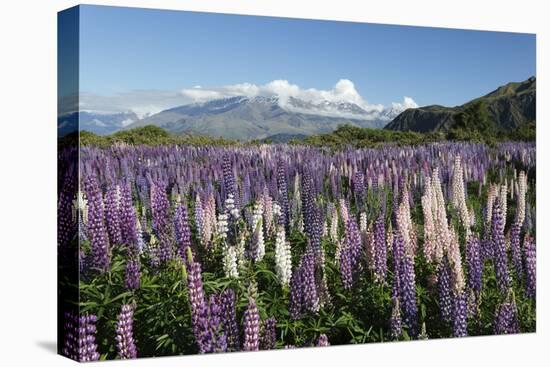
[385,77,536,132]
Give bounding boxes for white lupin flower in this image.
[73,191,89,225]
[272,202,281,228]
[216,213,229,242]
[500,184,508,226]
[359,212,367,233]
[448,227,465,294]
[339,199,349,224]
[422,176,436,263]
[330,206,339,242]
[397,185,416,255]
[262,191,273,236]
[516,171,528,226]
[236,233,247,270]
[274,226,292,286]
[431,168,450,263]
[223,246,239,278]
[486,184,498,227]
[452,156,471,234]
[322,219,328,237]
[252,201,265,261]
[225,193,240,220]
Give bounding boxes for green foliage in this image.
[298,124,440,149]
[501,121,536,142]
[79,125,238,147]
[446,101,536,145]
[447,101,496,143]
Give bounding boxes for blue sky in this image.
[76,5,535,114]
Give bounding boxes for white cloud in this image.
[391,96,419,111]
[76,80,417,121]
[180,79,387,114]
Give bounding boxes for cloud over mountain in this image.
[181,79,417,120]
[76,79,417,121]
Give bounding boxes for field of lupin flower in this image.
[57,140,536,361]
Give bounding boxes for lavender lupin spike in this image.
[220,288,240,351]
[438,256,453,323]
[494,290,520,335]
[523,234,536,299]
[115,304,138,359]
[104,184,122,245]
[260,317,277,350]
[242,297,260,352]
[510,222,523,279]
[174,201,192,260]
[84,176,110,272]
[492,200,510,293]
[374,213,387,283]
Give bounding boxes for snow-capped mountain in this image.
[124,95,404,141]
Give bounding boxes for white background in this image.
[0,0,547,365]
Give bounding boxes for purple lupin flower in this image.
[115,304,137,359]
[492,201,510,293]
[341,217,362,290]
[510,222,523,279]
[260,317,277,350]
[174,202,192,260]
[84,176,110,272]
[352,171,365,209]
[438,256,453,323]
[480,235,494,261]
[104,184,122,245]
[400,252,418,337]
[195,300,214,353]
[374,214,387,283]
[277,159,290,232]
[289,266,304,319]
[63,312,100,362]
[392,230,405,284]
[125,257,141,291]
[465,234,482,295]
[452,291,468,337]
[494,293,520,335]
[242,297,260,352]
[390,295,402,340]
[340,243,353,291]
[316,334,330,347]
[223,154,238,208]
[220,288,240,351]
[62,311,79,360]
[394,228,417,336]
[301,170,316,239]
[523,234,536,299]
[208,294,228,353]
[58,187,75,252]
[186,257,213,353]
[301,249,320,313]
[150,180,173,263]
[194,194,204,244]
[119,181,138,251]
[79,313,100,362]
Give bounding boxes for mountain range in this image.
[124,96,397,141]
[385,76,536,132]
[61,77,536,140]
[63,95,407,140]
